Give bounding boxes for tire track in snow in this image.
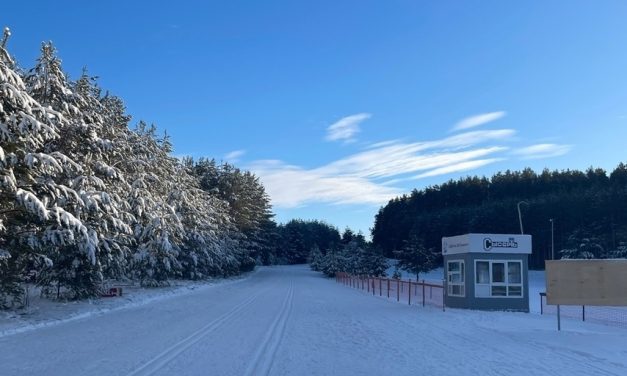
[244,283,294,376]
[126,290,264,376]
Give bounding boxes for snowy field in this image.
[1,265,627,376]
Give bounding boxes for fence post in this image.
[442,279,446,312]
[379,278,382,296]
[397,279,400,302]
[540,293,543,315]
[372,279,375,296]
[408,280,411,305]
[582,305,586,322]
[367,276,370,293]
[422,280,426,307]
[387,279,390,298]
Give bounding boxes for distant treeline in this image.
[371,165,627,269]
[274,219,387,277]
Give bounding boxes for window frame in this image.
[447,260,465,297]
[474,259,524,298]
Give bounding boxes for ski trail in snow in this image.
[126,290,264,376]
[244,283,294,376]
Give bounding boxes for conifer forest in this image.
[0,29,279,307]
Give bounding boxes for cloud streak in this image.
[248,160,400,208]
[412,158,504,179]
[512,143,573,160]
[451,111,506,132]
[224,149,246,162]
[250,129,517,208]
[325,113,371,142]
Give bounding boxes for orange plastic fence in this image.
[335,272,444,309]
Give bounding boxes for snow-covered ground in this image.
[0,274,255,338]
[1,265,626,376]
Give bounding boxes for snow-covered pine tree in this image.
[72,71,135,280]
[308,244,323,271]
[25,42,133,298]
[166,155,239,279]
[606,242,627,258]
[559,229,605,259]
[339,239,387,277]
[188,158,275,271]
[358,247,388,277]
[115,122,185,286]
[0,30,95,303]
[394,235,437,281]
[319,248,343,277]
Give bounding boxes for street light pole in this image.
[517,201,528,234]
[549,218,555,260]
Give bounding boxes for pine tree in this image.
[560,229,605,259]
[1,30,94,302]
[320,249,343,277]
[394,235,437,281]
[25,42,134,298]
[606,242,627,258]
[309,245,323,271]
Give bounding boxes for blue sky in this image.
[3,1,627,236]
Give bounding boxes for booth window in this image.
[447,260,465,297]
[474,260,523,298]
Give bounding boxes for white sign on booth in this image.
[442,233,532,255]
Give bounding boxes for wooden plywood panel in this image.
[546,260,627,306]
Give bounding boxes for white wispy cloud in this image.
[325,113,371,142]
[412,158,504,179]
[249,129,516,208]
[451,111,506,132]
[512,143,572,160]
[224,149,246,162]
[319,144,509,179]
[248,160,400,208]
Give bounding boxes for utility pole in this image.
[549,218,555,260]
[517,201,528,234]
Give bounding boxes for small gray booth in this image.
[442,233,531,312]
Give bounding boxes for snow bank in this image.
[0,271,257,339]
